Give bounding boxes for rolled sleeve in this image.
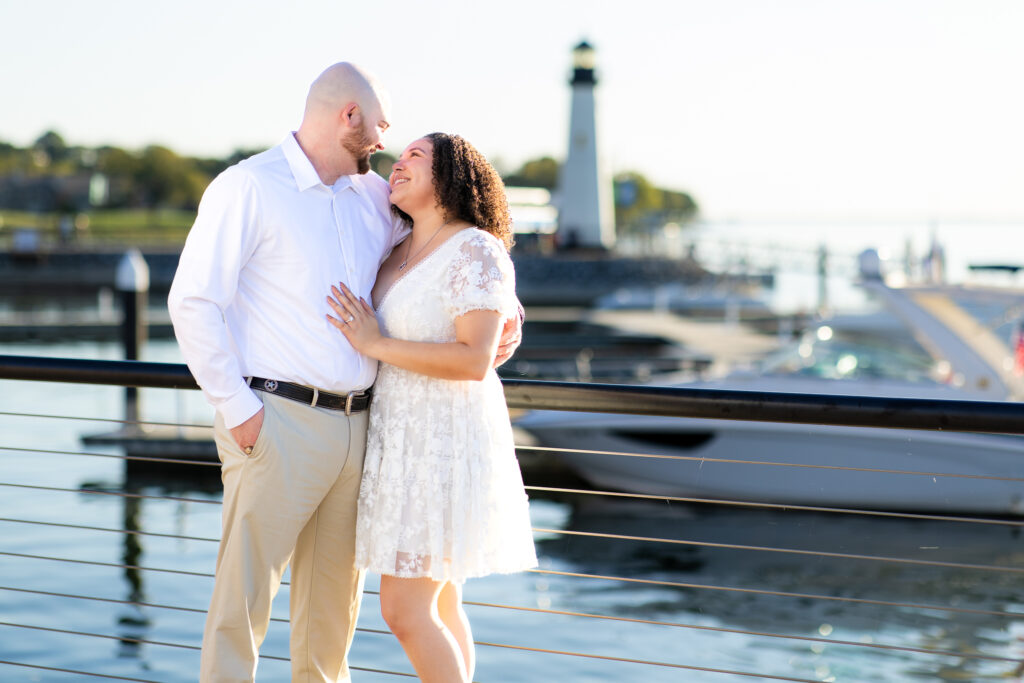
[217,380,266,429]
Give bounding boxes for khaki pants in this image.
[201,392,368,683]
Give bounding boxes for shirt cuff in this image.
[218,385,265,429]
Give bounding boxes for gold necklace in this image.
[399,219,451,271]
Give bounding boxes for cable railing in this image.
[3,355,1024,681]
[6,478,1024,618]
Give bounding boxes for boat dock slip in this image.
[586,308,785,374]
[0,309,174,342]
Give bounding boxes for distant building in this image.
[0,172,105,212]
[506,186,558,253]
[507,186,558,236]
[556,40,616,250]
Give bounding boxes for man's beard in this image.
[343,125,375,175]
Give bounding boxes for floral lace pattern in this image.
[355,229,537,583]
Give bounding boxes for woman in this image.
[326,132,537,682]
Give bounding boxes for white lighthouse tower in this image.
[557,40,616,249]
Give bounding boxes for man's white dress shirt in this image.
[169,133,407,428]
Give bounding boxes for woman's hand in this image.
[494,313,523,367]
[327,282,383,356]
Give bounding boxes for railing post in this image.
[116,249,149,427]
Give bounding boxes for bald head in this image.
[295,62,390,183]
[304,62,388,122]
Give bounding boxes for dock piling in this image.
[115,250,149,428]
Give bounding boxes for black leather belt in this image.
[248,377,372,415]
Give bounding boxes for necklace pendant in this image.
[398,262,407,271]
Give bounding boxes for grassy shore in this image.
[0,209,194,247]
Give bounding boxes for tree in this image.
[0,140,23,174]
[137,145,206,208]
[33,130,69,165]
[93,146,142,207]
[614,171,698,232]
[503,157,559,189]
[371,151,396,179]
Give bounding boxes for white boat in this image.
[517,279,1024,515]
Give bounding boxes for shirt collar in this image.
[281,132,325,192]
[281,133,363,195]
[333,175,358,194]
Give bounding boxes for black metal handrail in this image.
[4,354,1024,434]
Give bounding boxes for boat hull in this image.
[518,412,1024,514]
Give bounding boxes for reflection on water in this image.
[535,496,1024,680]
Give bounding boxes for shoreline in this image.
[0,246,771,306]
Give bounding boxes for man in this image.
[169,62,521,682]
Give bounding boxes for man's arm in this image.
[167,169,264,433]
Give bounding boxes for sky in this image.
[2,0,1023,221]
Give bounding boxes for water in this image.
[3,339,1024,681]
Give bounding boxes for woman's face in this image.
[388,137,434,213]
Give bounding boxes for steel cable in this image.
[518,444,1024,482]
[464,592,1024,624]
[0,482,221,505]
[5,544,1024,627]
[0,551,215,578]
[2,584,1021,668]
[532,527,1024,573]
[6,437,1024,482]
[7,556,1022,626]
[0,409,212,430]
[0,585,387,638]
[0,618,810,680]
[4,476,1024,532]
[528,567,1024,617]
[0,621,220,654]
[471,603,1024,664]
[0,623,415,678]
[0,444,220,467]
[470,641,821,682]
[0,517,220,543]
[525,485,1024,526]
[0,659,159,682]
[0,618,874,682]
[5,511,1017,575]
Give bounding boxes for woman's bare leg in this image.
[379,575,468,683]
[438,581,474,680]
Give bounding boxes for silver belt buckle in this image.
[345,392,354,416]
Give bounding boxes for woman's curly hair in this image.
[393,133,513,250]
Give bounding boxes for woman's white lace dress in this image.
[355,228,537,583]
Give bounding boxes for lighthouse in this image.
[557,40,616,250]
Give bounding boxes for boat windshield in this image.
[758,325,941,383]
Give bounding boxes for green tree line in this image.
[2,132,697,231]
[0,130,261,211]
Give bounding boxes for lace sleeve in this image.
[443,231,516,319]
